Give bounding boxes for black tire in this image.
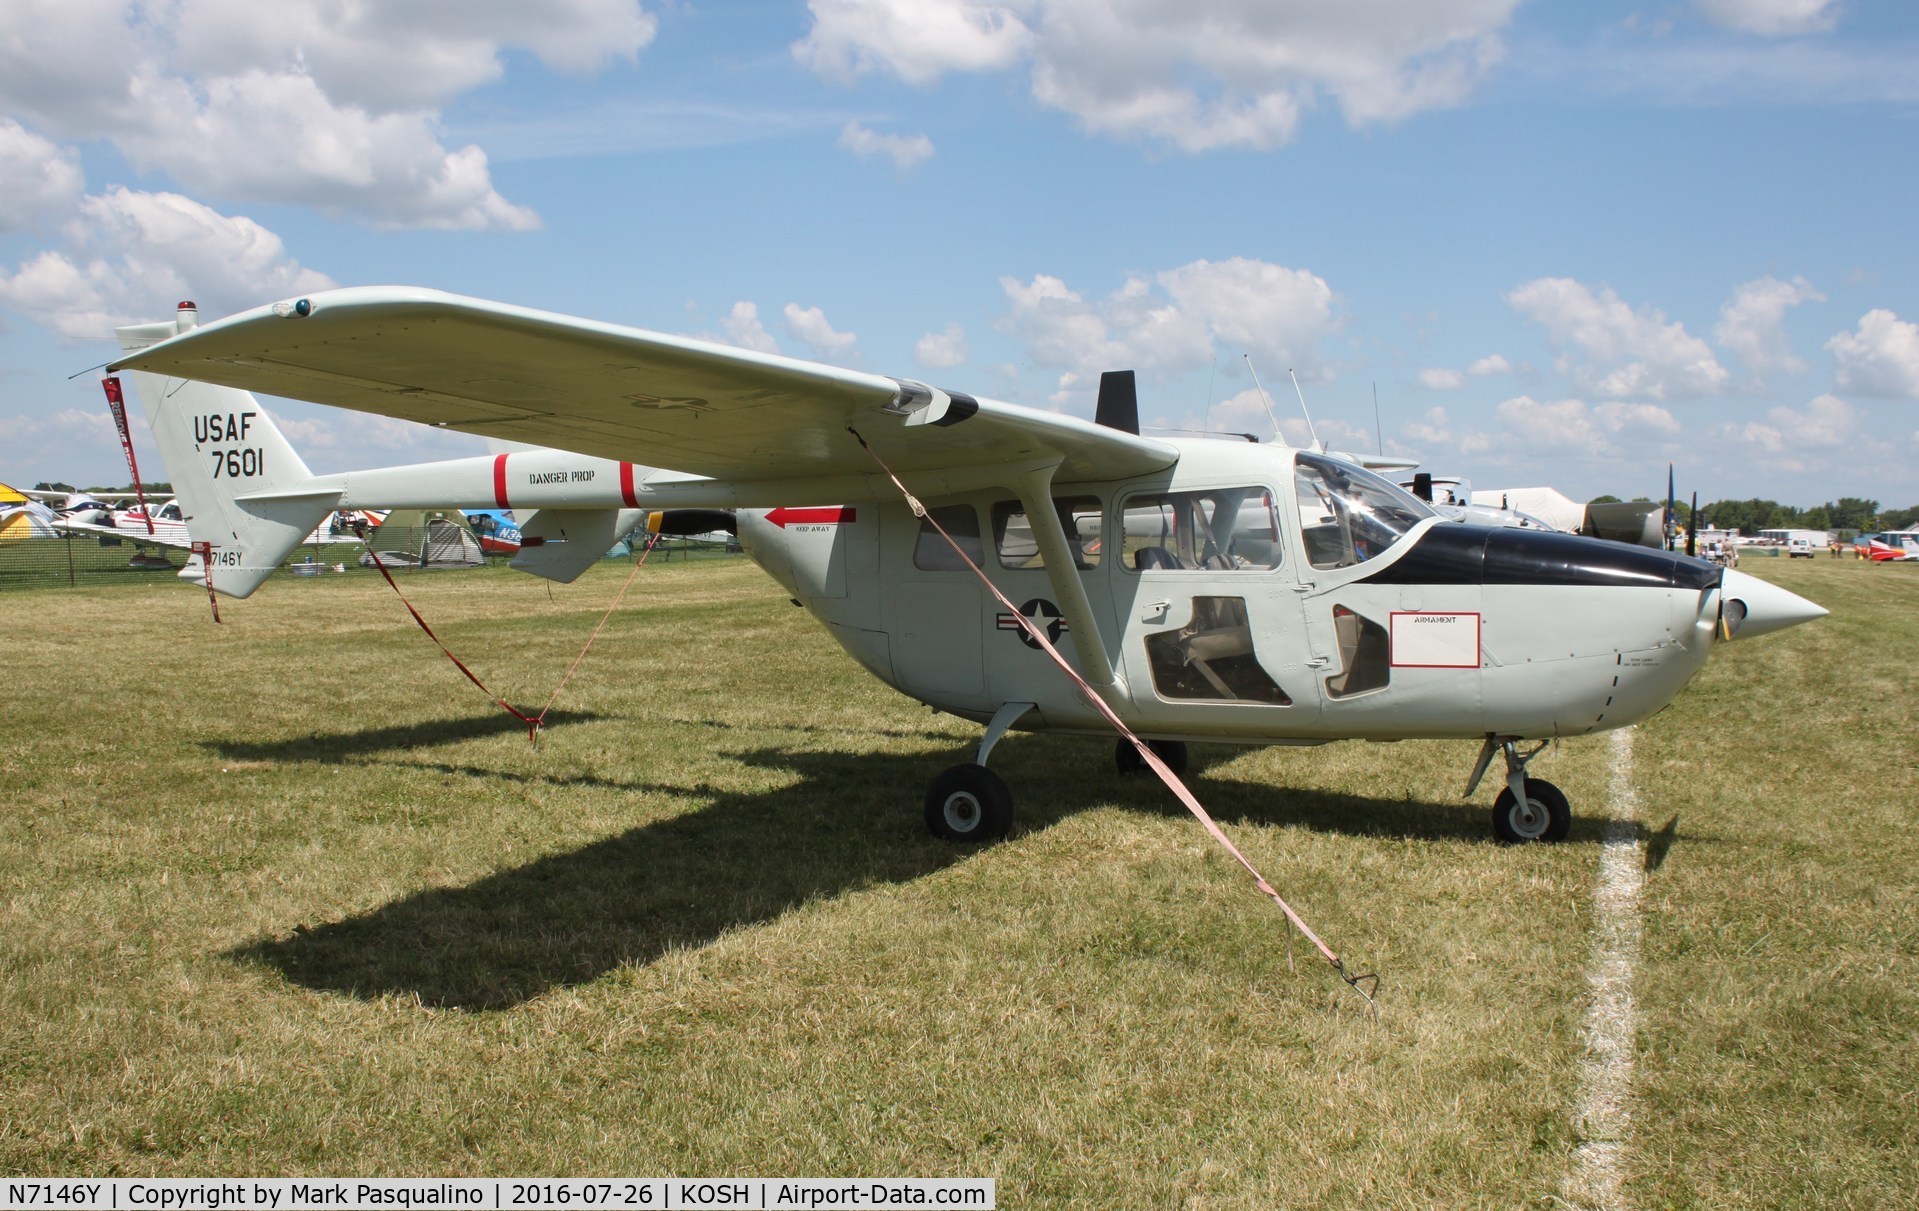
[924,764,1014,842]
[1114,738,1190,778]
[1492,778,1572,845]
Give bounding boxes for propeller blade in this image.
[648,508,737,537]
[1665,463,1676,551]
[1687,491,1697,557]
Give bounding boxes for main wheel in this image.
[924,764,1014,843]
[1492,778,1572,844]
[1115,738,1189,778]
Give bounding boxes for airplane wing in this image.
[110,287,1180,496]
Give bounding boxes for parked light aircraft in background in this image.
[1857,531,1919,562]
[48,490,371,578]
[110,290,1828,845]
[1400,475,1666,548]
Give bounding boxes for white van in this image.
[1788,537,1816,558]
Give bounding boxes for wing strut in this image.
[1010,462,1122,697]
[849,426,1376,1008]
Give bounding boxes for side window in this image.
[912,504,984,571]
[1119,487,1282,572]
[992,497,1102,570]
[1294,454,1433,570]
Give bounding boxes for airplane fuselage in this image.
[738,440,1722,747]
[219,436,1730,748]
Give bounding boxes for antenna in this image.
[1373,381,1383,455]
[1242,355,1287,445]
[1287,367,1323,452]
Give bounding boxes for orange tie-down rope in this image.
[361,525,660,745]
[849,427,1377,1008]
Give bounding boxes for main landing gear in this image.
[923,702,1032,843]
[1467,736,1571,844]
[921,704,1196,843]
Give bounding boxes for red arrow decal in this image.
[766,506,856,528]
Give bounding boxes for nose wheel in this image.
[1492,778,1571,844]
[1468,736,1573,844]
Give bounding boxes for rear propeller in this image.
[649,508,737,537]
[1663,465,1704,558]
[1095,370,1140,435]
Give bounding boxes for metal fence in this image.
[0,530,740,592]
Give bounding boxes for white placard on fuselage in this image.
[1390,611,1481,668]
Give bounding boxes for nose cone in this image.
[1719,568,1828,639]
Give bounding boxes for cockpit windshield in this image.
[1293,453,1436,570]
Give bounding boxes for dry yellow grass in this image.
[2,554,1909,1207]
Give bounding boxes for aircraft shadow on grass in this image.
[207,710,610,761]
[218,725,1634,1011]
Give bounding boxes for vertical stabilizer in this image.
[115,307,338,598]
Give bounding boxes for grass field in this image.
[2,554,1912,1207]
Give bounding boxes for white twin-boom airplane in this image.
[110,291,1827,845]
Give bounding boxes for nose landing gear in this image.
[1468,735,1572,844]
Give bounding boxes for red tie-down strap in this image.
[848,427,1376,1007]
[189,541,221,624]
[360,525,660,745]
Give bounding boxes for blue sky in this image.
[3,0,1915,508]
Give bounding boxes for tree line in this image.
[1595,494,1917,536]
[33,481,174,495]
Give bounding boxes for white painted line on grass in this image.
[1563,726,1645,1211]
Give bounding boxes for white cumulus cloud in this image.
[0,119,83,232]
[126,71,539,231]
[0,0,657,230]
[1488,395,1680,459]
[796,0,1521,152]
[0,188,334,340]
[1723,394,1857,474]
[838,121,937,168]
[1714,275,1823,379]
[1404,404,1494,457]
[1695,0,1840,37]
[996,257,1338,403]
[915,323,970,369]
[1507,276,1730,400]
[1762,392,1857,447]
[784,303,860,361]
[1593,401,1683,437]
[717,301,782,354]
[1418,354,1507,392]
[1495,395,1606,453]
[1827,309,1919,399]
